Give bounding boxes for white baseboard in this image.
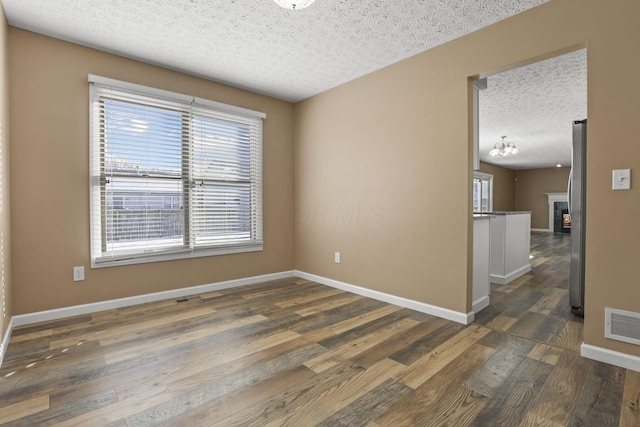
[295,270,473,325]
[581,343,640,373]
[12,270,296,327]
[531,228,552,233]
[4,269,473,369]
[10,270,640,374]
[0,316,13,367]
[473,296,490,314]
[490,264,531,285]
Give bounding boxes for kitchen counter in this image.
[477,211,532,215]
[473,214,494,220]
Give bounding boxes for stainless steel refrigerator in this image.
[569,119,586,316]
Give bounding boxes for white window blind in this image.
[89,75,264,267]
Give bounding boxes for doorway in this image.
[472,48,587,319]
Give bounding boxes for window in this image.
[473,171,493,212]
[89,76,265,267]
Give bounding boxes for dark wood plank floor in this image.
[1,231,639,426]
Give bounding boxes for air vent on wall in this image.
[605,307,640,346]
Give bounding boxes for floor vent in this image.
[176,298,189,303]
[605,308,640,346]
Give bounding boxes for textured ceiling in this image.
[2,0,584,170]
[479,49,587,170]
[2,0,547,102]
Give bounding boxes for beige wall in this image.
[0,6,11,344]
[9,29,295,314]
[515,167,570,230]
[479,161,515,212]
[582,0,640,356]
[295,53,472,313]
[295,0,640,357]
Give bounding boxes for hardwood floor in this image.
[1,231,639,426]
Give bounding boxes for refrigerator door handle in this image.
[568,135,574,215]
[567,168,573,215]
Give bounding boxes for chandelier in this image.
[488,136,519,157]
[273,0,316,9]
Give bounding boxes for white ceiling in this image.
[479,49,587,170]
[1,0,586,170]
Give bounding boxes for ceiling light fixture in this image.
[273,0,316,10]
[488,136,519,157]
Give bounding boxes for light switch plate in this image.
[612,169,631,190]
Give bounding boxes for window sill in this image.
[91,243,263,269]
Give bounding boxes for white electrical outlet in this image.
[334,252,341,264]
[73,266,85,282]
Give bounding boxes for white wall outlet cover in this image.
[73,266,85,281]
[334,252,341,263]
[612,169,631,190]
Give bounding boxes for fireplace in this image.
[546,193,569,233]
[554,201,571,233]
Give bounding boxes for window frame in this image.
[473,171,493,213]
[89,75,265,268]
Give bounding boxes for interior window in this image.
[473,172,493,212]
